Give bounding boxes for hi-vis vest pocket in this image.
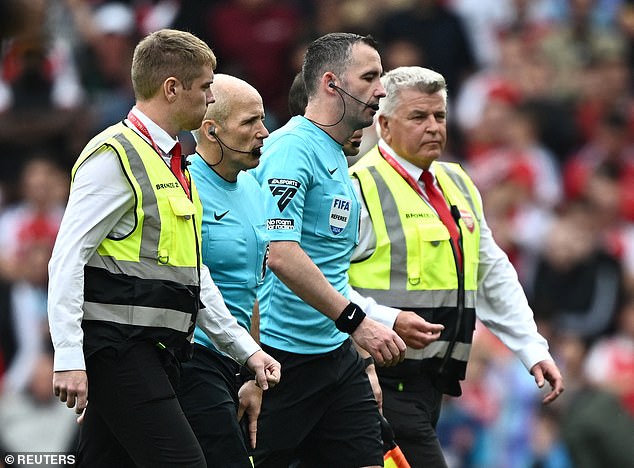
[160,196,197,264]
[411,223,456,288]
[417,224,450,243]
[168,196,195,219]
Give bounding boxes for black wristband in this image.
[363,356,375,368]
[334,302,366,334]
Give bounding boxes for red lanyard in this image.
[377,145,430,202]
[127,110,191,198]
[378,145,463,270]
[127,110,164,156]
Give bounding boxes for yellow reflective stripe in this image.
[83,302,192,333]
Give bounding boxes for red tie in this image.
[420,170,462,270]
[170,142,190,198]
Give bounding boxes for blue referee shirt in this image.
[252,116,360,354]
[189,154,269,351]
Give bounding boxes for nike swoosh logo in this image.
[328,167,338,175]
[347,310,355,320]
[214,210,230,221]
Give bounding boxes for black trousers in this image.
[77,341,206,468]
[379,372,448,468]
[178,344,252,468]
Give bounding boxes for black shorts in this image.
[252,339,382,468]
[177,344,253,468]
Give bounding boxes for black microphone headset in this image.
[204,126,260,167]
[208,126,254,154]
[328,82,380,111]
[306,81,379,130]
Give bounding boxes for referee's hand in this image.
[352,318,406,367]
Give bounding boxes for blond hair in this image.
[131,29,216,100]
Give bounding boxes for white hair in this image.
[378,66,448,118]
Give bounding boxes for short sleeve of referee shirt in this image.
[253,117,314,242]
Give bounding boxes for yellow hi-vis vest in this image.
[72,123,203,352]
[349,147,483,395]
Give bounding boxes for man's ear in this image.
[377,115,390,141]
[323,72,338,93]
[164,77,179,102]
[203,120,219,140]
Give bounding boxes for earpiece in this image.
[307,79,379,129]
[328,82,380,112]
[209,126,255,155]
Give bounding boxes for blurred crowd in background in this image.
[0,0,633,467]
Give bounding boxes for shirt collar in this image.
[298,115,344,150]
[378,138,435,182]
[127,106,179,156]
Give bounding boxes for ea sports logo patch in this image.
[268,178,300,212]
[329,197,351,235]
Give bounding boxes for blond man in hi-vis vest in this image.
[48,29,280,467]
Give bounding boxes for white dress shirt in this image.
[48,108,260,372]
[350,139,552,371]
